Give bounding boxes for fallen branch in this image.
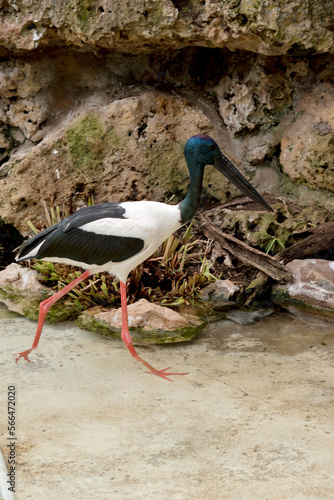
[275,222,334,264]
[199,217,288,281]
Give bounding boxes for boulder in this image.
[215,61,292,136]
[0,263,80,322]
[0,263,51,318]
[272,259,334,318]
[280,83,334,192]
[76,299,205,343]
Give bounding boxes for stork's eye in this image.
[208,144,217,151]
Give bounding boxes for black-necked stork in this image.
[14,134,273,381]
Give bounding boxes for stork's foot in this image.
[13,348,35,364]
[145,366,189,382]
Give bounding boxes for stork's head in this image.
[184,134,221,167]
[184,134,273,212]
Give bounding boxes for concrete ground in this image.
[0,302,334,499]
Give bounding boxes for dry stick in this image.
[204,197,255,214]
[199,217,288,281]
[275,222,334,264]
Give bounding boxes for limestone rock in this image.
[1,90,251,234]
[0,263,51,318]
[0,2,334,243]
[206,203,333,253]
[0,262,43,290]
[0,263,81,322]
[200,279,240,303]
[238,0,334,54]
[215,60,292,135]
[272,259,334,318]
[0,0,333,55]
[103,298,188,330]
[280,83,334,192]
[76,299,205,343]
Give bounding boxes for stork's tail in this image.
[15,225,57,262]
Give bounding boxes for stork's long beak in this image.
[213,154,274,212]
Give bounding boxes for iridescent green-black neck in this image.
[179,135,218,223]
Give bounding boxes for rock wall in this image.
[0,0,334,238]
[1,0,333,54]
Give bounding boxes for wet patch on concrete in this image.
[203,312,334,356]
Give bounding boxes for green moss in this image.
[215,199,334,255]
[246,276,266,291]
[0,287,27,305]
[217,209,281,251]
[66,114,105,172]
[177,0,204,22]
[105,127,125,152]
[75,0,95,25]
[280,173,334,211]
[0,285,79,323]
[0,286,42,320]
[146,4,164,26]
[141,140,186,195]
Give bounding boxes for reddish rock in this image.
[76,299,205,344]
[97,298,188,331]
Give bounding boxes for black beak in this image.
[213,153,274,212]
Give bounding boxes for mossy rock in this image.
[271,288,334,319]
[66,114,105,172]
[207,201,333,254]
[76,306,205,344]
[0,285,45,320]
[0,283,81,323]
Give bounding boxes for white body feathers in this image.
[19,201,182,283]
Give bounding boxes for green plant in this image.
[265,237,285,255]
[27,201,69,233]
[128,222,218,306]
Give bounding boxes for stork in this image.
[14,134,273,381]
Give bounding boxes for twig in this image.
[199,216,288,281]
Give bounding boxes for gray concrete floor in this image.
[0,302,334,499]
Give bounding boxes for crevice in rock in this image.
[0,154,10,167]
[0,218,24,268]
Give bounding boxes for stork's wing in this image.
[15,203,145,266]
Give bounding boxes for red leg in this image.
[120,281,188,382]
[15,269,91,363]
